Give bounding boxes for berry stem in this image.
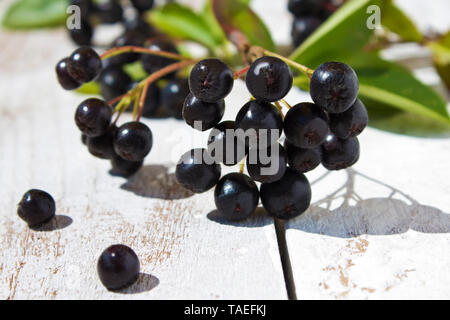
[274,101,285,119]
[136,59,199,121]
[101,46,191,61]
[280,99,292,109]
[239,159,245,174]
[233,66,250,79]
[262,49,314,78]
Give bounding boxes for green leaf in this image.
[147,3,224,50]
[202,0,227,46]
[76,81,100,95]
[355,54,450,124]
[381,0,423,42]
[290,0,383,67]
[2,0,68,29]
[214,0,275,51]
[428,32,450,90]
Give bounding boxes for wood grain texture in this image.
[0,30,287,300]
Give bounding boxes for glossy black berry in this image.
[86,125,117,159]
[141,83,161,118]
[288,0,325,16]
[124,17,154,37]
[75,98,112,137]
[141,40,179,77]
[68,18,93,46]
[110,154,143,177]
[161,78,190,119]
[130,0,154,12]
[17,189,56,227]
[97,244,140,291]
[321,134,360,170]
[189,59,234,103]
[207,121,246,166]
[95,0,123,24]
[291,16,323,47]
[247,144,287,183]
[99,65,132,101]
[283,102,329,149]
[182,93,225,131]
[284,139,321,173]
[235,100,283,150]
[246,56,293,102]
[310,61,359,114]
[329,98,368,139]
[67,46,102,83]
[81,133,88,145]
[114,122,153,162]
[56,57,81,90]
[260,167,311,220]
[176,148,221,193]
[214,173,259,221]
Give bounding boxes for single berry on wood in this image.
[175,148,221,193]
[182,93,225,131]
[283,102,329,149]
[245,56,293,102]
[17,189,56,227]
[75,98,112,137]
[214,173,259,221]
[189,59,234,103]
[260,167,311,220]
[97,244,140,291]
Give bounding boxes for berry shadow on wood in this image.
[120,164,193,200]
[207,207,272,228]
[30,215,73,232]
[117,273,160,294]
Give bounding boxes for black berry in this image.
[288,0,325,16]
[141,83,161,118]
[67,46,102,83]
[86,125,117,159]
[141,40,179,77]
[189,59,234,103]
[245,56,293,102]
[321,134,360,170]
[71,0,94,20]
[95,0,123,24]
[260,167,311,220]
[182,93,225,131]
[161,78,190,119]
[310,61,359,114]
[97,244,140,291]
[124,17,154,37]
[247,144,287,183]
[75,98,112,137]
[214,173,259,221]
[114,121,153,161]
[284,139,321,173]
[110,154,143,177]
[17,189,56,227]
[99,65,133,101]
[207,121,246,166]
[107,30,146,66]
[68,18,93,46]
[291,16,323,47]
[56,57,81,90]
[329,98,368,139]
[283,102,329,149]
[130,0,154,12]
[175,148,221,193]
[235,100,283,150]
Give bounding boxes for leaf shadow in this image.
[120,164,193,200]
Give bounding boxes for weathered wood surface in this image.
[0,0,449,300]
